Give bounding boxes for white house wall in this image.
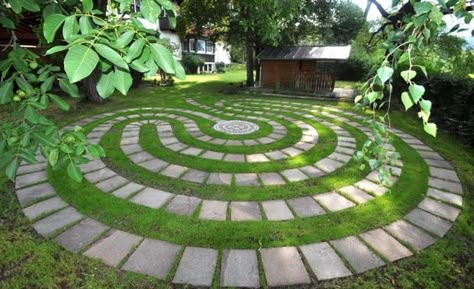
[215,42,231,64]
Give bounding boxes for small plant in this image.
[182,54,205,74]
[216,62,226,73]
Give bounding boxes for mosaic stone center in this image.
[213,120,259,135]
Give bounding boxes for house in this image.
[181,29,231,73]
[257,45,352,94]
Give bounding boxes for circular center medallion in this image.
[213,120,260,135]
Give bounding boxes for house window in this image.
[189,39,195,52]
[197,40,206,53]
[182,41,187,52]
[206,41,214,54]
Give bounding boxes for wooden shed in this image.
[257,45,351,94]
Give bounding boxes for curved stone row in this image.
[15,120,463,287]
[79,107,289,147]
[59,102,406,221]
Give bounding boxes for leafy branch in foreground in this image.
[0,0,185,182]
[354,0,472,184]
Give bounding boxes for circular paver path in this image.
[15,97,464,288]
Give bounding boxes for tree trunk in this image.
[245,28,254,87]
[255,42,263,85]
[81,70,104,104]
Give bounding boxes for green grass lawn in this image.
[1,69,473,289]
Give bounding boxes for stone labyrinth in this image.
[15,97,464,287]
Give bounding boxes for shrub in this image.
[181,54,204,74]
[216,62,226,73]
[336,57,371,81]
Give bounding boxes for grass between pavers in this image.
[48,135,428,249]
[97,116,369,200]
[1,70,473,288]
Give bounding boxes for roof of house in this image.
[257,45,351,61]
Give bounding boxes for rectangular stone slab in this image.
[259,173,286,185]
[180,169,209,184]
[281,169,309,182]
[338,185,374,204]
[262,200,294,221]
[199,200,228,220]
[427,188,463,207]
[354,179,388,196]
[55,218,109,253]
[84,168,116,184]
[330,236,384,273]
[428,177,463,194]
[385,220,437,250]
[111,182,144,199]
[33,207,83,237]
[260,246,311,286]
[234,173,259,186]
[429,167,460,183]
[359,229,412,262]
[404,208,453,237]
[314,192,355,212]
[230,201,262,221]
[16,182,56,207]
[173,247,217,287]
[287,197,326,218]
[122,239,181,279]
[23,196,67,220]
[17,162,47,175]
[300,242,352,280]
[166,195,201,216]
[418,198,461,222]
[206,173,232,185]
[15,171,48,189]
[84,230,143,267]
[138,159,169,172]
[221,250,260,288]
[130,188,174,209]
[95,175,129,193]
[160,164,189,178]
[315,158,344,173]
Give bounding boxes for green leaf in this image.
[93,43,128,70]
[401,70,417,82]
[59,79,80,97]
[377,66,394,84]
[140,0,161,23]
[414,2,433,15]
[25,106,40,123]
[0,16,15,29]
[113,69,132,95]
[5,159,18,180]
[43,14,66,43]
[33,132,56,147]
[9,0,22,14]
[96,71,115,98]
[173,59,185,80]
[45,45,68,55]
[64,44,99,83]
[424,122,437,137]
[419,99,432,112]
[0,81,14,104]
[408,84,425,103]
[366,91,380,103]
[67,161,83,182]
[415,65,428,78]
[49,94,70,111]
[16,77,34,94]
[48,149,59,166]
[41,76,55,93]
[79,16,93,34]
[150,43,175,74]
[354,95,363,103]
[82,0,93,12]
[129,60,149,73]
[115,31,135,49]
[398,52,409,64]
[124,39,145,63]
[21,0,40,12]
[63,16,79,40]
[401,91,413,110]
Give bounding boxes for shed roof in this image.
[257,45,351,61]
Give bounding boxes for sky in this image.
[351,0,474,46]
